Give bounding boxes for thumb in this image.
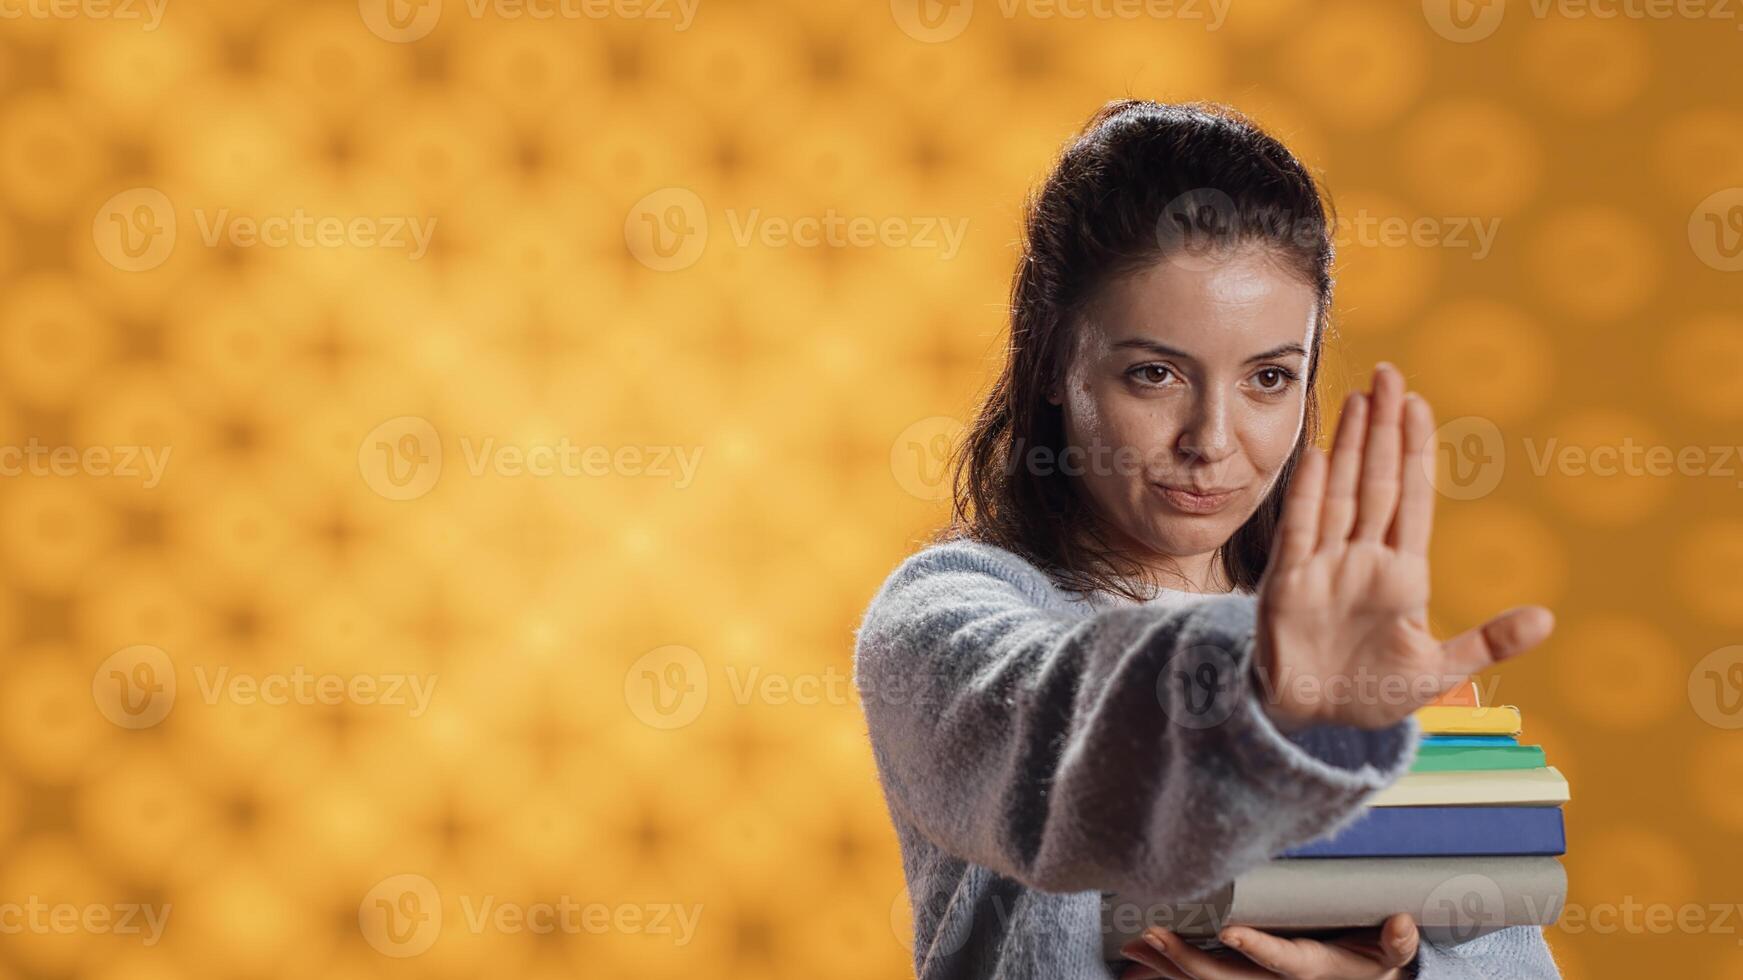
[1440,605,1556,678]
[1378,913,1419,969]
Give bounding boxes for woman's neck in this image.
[1141,551,1233,594]
[1077,520,1235,595]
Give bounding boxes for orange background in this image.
[2,0,1743,977]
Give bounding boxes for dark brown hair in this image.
[947,100,1338,601]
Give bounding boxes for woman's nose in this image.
[1176,393,1235,464]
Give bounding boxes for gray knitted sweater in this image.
[853,538,1562,979]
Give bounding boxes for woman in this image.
[853,101,1562,979]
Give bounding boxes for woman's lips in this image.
[1152,483,1239,514]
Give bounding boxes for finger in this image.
[1142,928,1270,980]
[1317,391,1368,549]
[1353,364,1406,542]
[1389,392,1437,555]
[1377,913,1421,968]
[1275,445,1327,570]
[1118,948,1182,980]
[1218,926,1319,976]
[1121,938,1195,979]
[1440,605,1557,679]
[1312,916,1420,975]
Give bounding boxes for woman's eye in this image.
[1253,367,1295,392]
[1130,364,1175,386]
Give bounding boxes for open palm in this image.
[1251,363,1555,732]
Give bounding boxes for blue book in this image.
[1281,806,1566,859]
[1420,734,1519,747]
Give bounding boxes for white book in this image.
[1101,855,1567,958]
[1367,766,1569,808]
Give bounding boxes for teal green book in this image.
[1410,744,1546,772]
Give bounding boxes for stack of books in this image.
[1103,682,1569,953]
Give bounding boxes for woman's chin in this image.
[1142,522,1234,559]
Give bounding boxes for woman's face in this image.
[1049,248,1318,576]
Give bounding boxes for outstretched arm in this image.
[854,538,1418,902]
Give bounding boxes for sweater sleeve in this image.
[852,540,1420,903]
[1409,926,1563,978]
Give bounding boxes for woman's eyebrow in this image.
[1111,339,1307,363]
[1245,342,1308,363]
[1111,338,1195,359]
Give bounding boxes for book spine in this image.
[1410,745,1547,772]
[1280,806,1566,859]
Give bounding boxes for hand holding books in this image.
[1106,695,1571,968]
[1251,363,1555,732]
[1119,913,1419,979]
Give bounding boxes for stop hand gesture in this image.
[1251,363,1555,732]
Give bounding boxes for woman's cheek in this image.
[1108,400,1175,475]
[1250,411,1302,472]
[1069,380,1137,456]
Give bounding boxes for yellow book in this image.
[1369,766,1569,807]
[1415,704,1523,735]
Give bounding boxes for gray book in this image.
[1101,856,1567,959]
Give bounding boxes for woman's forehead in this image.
[1080,253,1318,360]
